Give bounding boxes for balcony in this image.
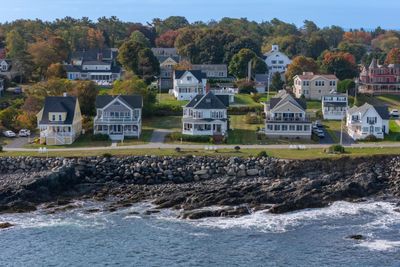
[265,116,311,123]
[94,116,140,123]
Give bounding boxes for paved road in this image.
[150,129,173,143]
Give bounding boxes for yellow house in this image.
[36,95,83,145]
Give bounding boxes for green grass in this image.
[228,115,264,144]
[385,120,400,141]
[306,100,322,110]
[2,147,400,160]
[259,92,277,102]
[157,93,188,106]
[376,94,400,109]
[322,120,342,143]
[233,94,263,107]
[117,129,153,146]
[25,134,112,149]
[143,116,182,131]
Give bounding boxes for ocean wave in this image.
[175,201,400,233]
[358,239,400,251]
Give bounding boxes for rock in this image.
[194,170,208,175]
[246,169,259,176]
[0,222,14,229]
[347,234,365,240]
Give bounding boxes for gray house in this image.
[94,95,143,141]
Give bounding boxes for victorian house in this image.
[93,95,143,141]
[264,90,312,139]
[37,95,83,145]
[346,103,389,140]
[182,92,229,136]
[359,58,400,94]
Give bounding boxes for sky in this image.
[0,0,399,29]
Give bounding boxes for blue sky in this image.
[1,0,399,29]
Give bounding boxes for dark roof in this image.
[64,64,121,74]
[71,48,117,62]
[95,95,143,109]
[185,92,227,110]
[375,106,390,120]
[39,96,78,125]
[175,70,206,81]
[82,61,111,66]
[156,55,180,64]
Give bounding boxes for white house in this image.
[346,103,390,140]
[0,60,11,72]
[322,93,348,120]
[264,90,312,139]
[182,92,229,136]
[264,45,291,76]
[94,95,143,141]
[173,70,207,100]
[37,95,83,145]
[293,72,338,100]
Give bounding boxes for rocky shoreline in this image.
[0,155,399,220]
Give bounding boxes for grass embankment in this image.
[2,147,400,160]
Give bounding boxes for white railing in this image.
[94,117,139,123]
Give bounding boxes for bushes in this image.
[0,145,3,152]
[250,93,261,103]
[228,105,263,115]
[92,134,110,141]
[257,150,268,157]
[152,103,182,116]
[234,146,241,152]
[364,134,378,142]
[325,144,345,154]
[168,132,210,143]
[102,153,112,158]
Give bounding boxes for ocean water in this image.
[1,201,400,267]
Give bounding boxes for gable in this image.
[160,57,178,66]
[273,101,305,113]
[180,71,199,83]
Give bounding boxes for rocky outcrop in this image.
[0,155,399,219]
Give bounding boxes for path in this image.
[150,129,173,143]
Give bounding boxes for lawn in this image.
[376,94,400,109]
[143,116,182,131]
[157,93,188,106]
[228,115,264,144]
[117,129,153,146]
[385,120,400,141]
[306,100,321,110]
[2,147,400,160]
[322,120,343,143]
[233,94,263,107]
[25,133,112,149]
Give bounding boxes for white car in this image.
[18,129,31,137]
[390,109,399,118]
[3,130,16,137]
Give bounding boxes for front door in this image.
[370,125,374,134]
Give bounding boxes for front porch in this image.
[94,124,141,141]
[182,121,227,136]
[39,125,78,145]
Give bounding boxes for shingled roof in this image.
[348,103,390,120]
[95,95,143,109]
[185,92,227,110]
[174,70,207,81]
[269,91,307,111]
[39,96,78,125]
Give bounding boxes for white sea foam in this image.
[177,201,400,233]
[358,240,400,251]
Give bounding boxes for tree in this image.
[118,40,144,74]
[270,72,284,91]
[153,16,189,34]
[87,28,105,49]
[337,79,355,93]
[0,107,19,130]
[229,49,266,79]
[174,59,192,70]
[285,56,319,85]
[29,78,73,98]
[97,16,127,48]
[302,20,319,37]
[129,31,151,47]
[321,51,358,80]
[5,29,26,59]
[174,28,200,62]
[113,76,156,115]
[338,41,367,63]
[223,37,261,63]
[306,34,328,59]
[343,31,372,45]
[235,79,256,94]
[46,63,67,79]
[319,26,344,48]
[386,48,400,64]
[22,95,43,114]
[69,81,98,116]
[28,41,60,77]
[262,35,305,58]
[137,48,160,84]
[155,30,180,48]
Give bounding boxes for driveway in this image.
[4,136,35,149]
[150,129,173,143]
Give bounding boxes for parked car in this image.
[13,87,22,95]
[3,130,16,137]
[390,109,399,118]
[314,120,323,128]
[313,128,325,138]
[18,129,31,137]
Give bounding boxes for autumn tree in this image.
[46,63,67,79]
[338,41,367,63]
[153,16,189,35]
[137,48,160,84]
[228,48,267,79]
[386,48,400,64]
[155,30,180,48]
[29,78,73,98]
[28,41,60,77]
[285,56,319,85]
[343,31,372,45]
[320,51,358,80]
[87,28,105,49]
[5,29,26,59]
[69,81,98,116]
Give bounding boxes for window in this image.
[271,60,277,64]
[282,125,288,131]
[367,117,377,124]
[304,125,310,131]
[267,124,273,131]
[52,114,56,121]
[274,125,281,131]
[187,76,192,81]
[296,125,303,131]
[59,115,62,121]
[289,125,295,131]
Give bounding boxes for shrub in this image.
[102,153,112,158]
[396,135,400,141]
[250,93,261,103]
[257,150,268,158]
[228,105,263,115]
[326,144,345,154]
[364,134,378,142]
[234,146,241,152]
[92,134,110,141]
[0,145,3,152]
[175,147,181,152]
[168,132,210,143]
[315,110,323,119]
